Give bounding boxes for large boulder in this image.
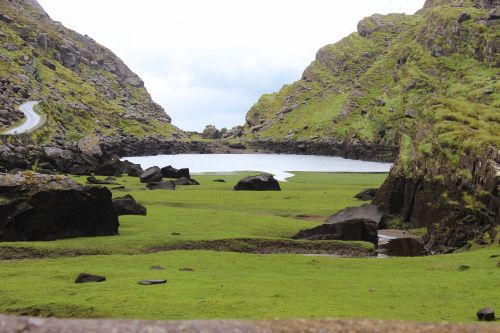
[0,172,119,241]
[234,173,281,191]
[161,165,190,179]
[293,205,385,245]
[112,195,146,216]
[140,167,162,183]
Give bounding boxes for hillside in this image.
[0,0,178,143]
[243,0,499,251]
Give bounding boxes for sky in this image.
[38,0,425,131]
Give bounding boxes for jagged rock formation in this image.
[0,0,178,141]
[243,0,499,251]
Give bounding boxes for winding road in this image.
[3,101,41,135]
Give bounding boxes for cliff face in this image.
[243,0,499,251]
[0,0,178,143]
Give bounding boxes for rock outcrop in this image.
[0,172,119,241]
[240,0,499,251]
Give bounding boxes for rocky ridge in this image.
[0,0,178,142]
[240,0,499,251]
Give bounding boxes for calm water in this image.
[122,154,392,181]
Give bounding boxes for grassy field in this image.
[0,172,498,322]
[0,172,384,254]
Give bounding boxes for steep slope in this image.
[0,0,178,143]
[243,0,499,251]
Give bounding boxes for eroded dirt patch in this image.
[0,238,374,260]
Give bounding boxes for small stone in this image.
[497,261,500,268]
[477,307,495,321]
[179,268,194,272]
[489,254,500,258]
[138,279,167,285]
[405,109,415,118]
[75,273,106,284]
[457,12,470,23]
[458,265,470,271]
[213,179,226,183]
[151,266,165,270]
[171,232,181,236]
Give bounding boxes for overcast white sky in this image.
[38,0,425,131]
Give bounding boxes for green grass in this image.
[0,172,386,254]
[0,172,499,322]
[0,247,499,321]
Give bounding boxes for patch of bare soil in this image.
[0,238,374,260]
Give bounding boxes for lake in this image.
[122,154,393,181]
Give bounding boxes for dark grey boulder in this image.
[174,177,200,186]
[213,179,226,183]
[75,273,106,284]
[161,165,190,179]
[112,195,146,216]
[0,172,119,242]
[234,173,281,191]
[477,307,495,321]
[146,181,176,191]
[140,166,162,183]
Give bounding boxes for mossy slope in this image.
[242,0,499,250]
[0,0,178,143]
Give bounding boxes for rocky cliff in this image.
[0,0,178,143]
[243,0,499,251]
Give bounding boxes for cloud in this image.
[39,0,425,131]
